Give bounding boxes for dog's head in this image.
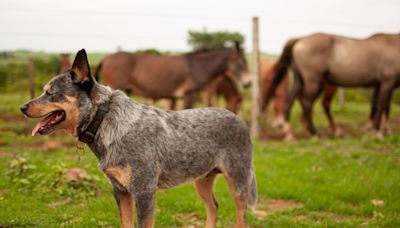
[21,49,95,137]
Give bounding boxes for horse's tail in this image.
[94,61,103,82]
[261,38,299,111]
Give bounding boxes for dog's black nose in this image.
[20,104,29,113]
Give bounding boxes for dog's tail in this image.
[248,169,257,208]
[94,61,103,82]
[261,38,299,111]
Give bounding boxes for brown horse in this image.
[59,53,71,74]
[95,45,248,110]
[266,33,400,139]
[206,74,243,113]
[260,59,288,127]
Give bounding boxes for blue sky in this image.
[0,0,399,54]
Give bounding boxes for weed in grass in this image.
[6,156,100,200]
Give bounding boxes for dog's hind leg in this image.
[194,170,219,228]
[112,187,134,228]
[220,165,250,228]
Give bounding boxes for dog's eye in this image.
[45,91,54,96]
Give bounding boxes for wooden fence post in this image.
[28,58,35,99]
[251,16,261,139]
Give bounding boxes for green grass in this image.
[0,92,400,227]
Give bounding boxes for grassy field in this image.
[0,91,399,228]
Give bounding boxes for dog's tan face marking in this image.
[104,164,132,189]
[26,95,80,136]
[61,96,80,136]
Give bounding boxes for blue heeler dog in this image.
[21,49,257,228]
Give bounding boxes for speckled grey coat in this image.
[87,84,256,206]
[23,49,257,228]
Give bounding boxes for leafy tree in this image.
[187,30,245,50]
[136,48,164,55]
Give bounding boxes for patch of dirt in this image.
[0,224,12,228]
[0,151,14,158]
[18,140,75,151]
[0,114,26,122]
[257,115,400,142]
[311,211,371,222]
[253,199,304,219]
[292,211,371,225]
[371,199,385,207]
[176,212,203,228]
[294,214,307,221]
[65,168,89,182]
[46,198,72,207]
[0,189,8,199]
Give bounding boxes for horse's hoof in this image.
[334,128,344,137]
[363,121,374,131]
[375,131,384,139]
[271,116,285,129]
[284,133,296,142]
[384,126,393,136]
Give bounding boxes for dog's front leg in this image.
[135,191,156,228]
[113,186,134,228]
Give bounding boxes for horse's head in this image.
[226,42,251,88]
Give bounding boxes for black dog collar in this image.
[78,101,110,144]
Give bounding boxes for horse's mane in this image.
[184,47,235,57]
[182,47,242,87]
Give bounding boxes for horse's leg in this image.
[384,91,393,135]
[299,80,323,136]
[207,78,220,107]
[282,72,302,141]
[169,98,177,110]
[383,90,393,135]
[184,90,198,109]
[364,85,380,130]
[321,83,341,136]
[149,99,157,107]
[373,80,395,137]
[272,76,288,128]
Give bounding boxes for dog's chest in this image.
[99,161,132,190]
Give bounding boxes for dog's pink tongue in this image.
[31,114,55,136]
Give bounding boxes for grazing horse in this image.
[95,45,248,110]
[265,33,400,139]
[260,59,343,135]
[206,74,243,113]
[260,58,288,127]
[59,53,71,74]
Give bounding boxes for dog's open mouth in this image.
[32,110,66,136]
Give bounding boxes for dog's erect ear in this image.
[70,49,94,93]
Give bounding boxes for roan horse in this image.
[95,45,249,110]
[260,59,343,136]
[265,33,400,139]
